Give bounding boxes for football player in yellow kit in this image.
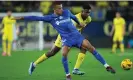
[1,10,16,56]
[31,5,91,75]
[110,12,126,54]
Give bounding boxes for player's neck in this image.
[7,15,11,18]
[116,17,121,19]
[54,12,61,16]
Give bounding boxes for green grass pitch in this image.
[0,48,133,80]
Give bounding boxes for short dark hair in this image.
[6,9,12,12]
[52,2,62,8]
[83,5,91,10]
[116,11,121,14]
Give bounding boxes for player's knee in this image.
[62,52,68,58]
[88,45,95,53]
[113,42,117,44]
[119,41,123,44]
[46,51,56,58]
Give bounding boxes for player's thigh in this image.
[118,36,124,43]
[113,35,118,42]
[54,34,62,48]
[7,34,13,42]
[81,39,95,53]
[2,33,7,41]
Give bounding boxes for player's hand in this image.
[79,23,85,28]
[123,31,125,36]
[11,17,24,20]
[0,29,4,35]
[109,33,112,37]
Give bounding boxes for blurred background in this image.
[0,1,133,50]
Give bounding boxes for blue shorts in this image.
[62,33,85,48]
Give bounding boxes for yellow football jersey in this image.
[2,16,16,34]
[113,17,125,35]
[73,13,91,32]
[54,13,92,48]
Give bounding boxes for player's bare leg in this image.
[81,39,116,74]
[28,45,61,75]
[72,48,86,75]
[62,46,71,80]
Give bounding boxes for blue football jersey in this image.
[24,9,80,39]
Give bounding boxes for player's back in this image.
[2,16,16,33]
[113,17,125,34]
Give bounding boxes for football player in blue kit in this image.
[13,2,116,80]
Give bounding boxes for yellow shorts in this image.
[2,32,13,41]
[113,34,123,42]
[54,34,62,48]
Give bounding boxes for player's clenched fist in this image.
[11,17,24,20]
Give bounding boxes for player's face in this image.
[82,9,91,18]
[7,11,12,16]
[116,12,121,18]
[54,5,63,15]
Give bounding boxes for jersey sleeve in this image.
[1,17,5,24]
[86,16,92,24]
[67,10,80,25]
[72,19,77,26]
[24,15,52,22]
[12,17,16,24]
[122,18,126,25]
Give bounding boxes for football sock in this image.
[2,40,6,53]
[92,50,109,67]
[112,43,117,53]
[7,41,12,55]
[120,42,124,53]
[74,53,85,69]
[62,56,70,75]
[34,54,48,66]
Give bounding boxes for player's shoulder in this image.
[87,16,91,19]
[46,14,54,19]
[11,16,14,18]
[120,17,125,20]
[75,13,81,17]
[63,9,71,13]
[3,16,7,19]
[113,17,117,20]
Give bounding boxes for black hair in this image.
[83,5,91,10]
[6,9,12,12]
[116,11,121,14]
[52,2,62,8]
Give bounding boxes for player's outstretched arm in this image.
[13,15,52,22]
[68,10,80,25]
[12,17,24,20]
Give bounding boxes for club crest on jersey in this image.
[55,18,70,25]
[59,16,63,19]
[56,21,60,25]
